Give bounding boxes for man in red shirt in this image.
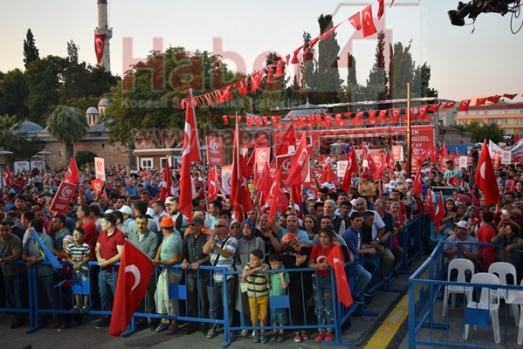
[94,213,126,330]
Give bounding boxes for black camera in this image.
[448,0,514,26]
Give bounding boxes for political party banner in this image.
[501,150,512,165]
[206,136,224,166]
[254,147,271,176]
[459,156,468,170]
[94,157,106,181]
[391,145,404,162]
[221,166,232,195]
[337,160,348,178]
[276,154,293,185]
[411,126,435,161]
[49,181,77,214]
[91,178,104,195]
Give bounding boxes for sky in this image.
[1,0,522,102]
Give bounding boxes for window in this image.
[140,157,153,169]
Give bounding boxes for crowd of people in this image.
[0,157,521,342]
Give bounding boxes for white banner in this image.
[94,157,106,181]
[337,160,348,177]
[501,150,512,165]
[459,156,468,170]
[221,166,232,195]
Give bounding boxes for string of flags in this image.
[180,0,392,110]
[218,92,522,127]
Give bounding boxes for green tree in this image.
[316,14,341,104]
[47,105,88,163]
[61,41,92,103]
[23,29,40,68]
[412,63,438,98]
[25,56,67,124]
[388,41,414,99]
[361,31,388,101]
[0,114,27,154]
[0,69,29,118]
[453,120,505,143]
[341,53,362,102]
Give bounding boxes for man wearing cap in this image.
[118,205,133,233]
[444,220,480,264]
[153,215,183,335]
[128,214,159,329]
[202,218,237,339]
[94,213,126,329]
[181,215,210,334]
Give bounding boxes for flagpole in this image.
[406,83,412,178]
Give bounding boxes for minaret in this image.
[94,0,112,72]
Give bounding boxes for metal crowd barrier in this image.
[409,239,523,348]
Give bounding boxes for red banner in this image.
[411,126,435,161]
[205,136,224,166]
[91,178,104,195]
[276,154,293,186]
[50,182,77,214]
[94,33,106,64]
[255,147,271,175]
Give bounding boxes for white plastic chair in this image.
[488,262,518,323]
[463,272,501,344]
[441,258,474,317]
[505,279,523,345]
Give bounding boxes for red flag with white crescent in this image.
[64,158,80,184]
[207,166,218,201]
[179,89,201,224]
[475,141,500,205]
[159,160,172,202]
[94,33,106,64]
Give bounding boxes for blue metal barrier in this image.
[409,239,523,348]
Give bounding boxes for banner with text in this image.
[206,136,224,166]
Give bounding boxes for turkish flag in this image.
[327,244,352,307]
[230,119,253,221]
[412,166,422,196]
[342,149,359,192]
[323,163,338,183]
[368,153,386,179]
[311,168,326,183]
[348,12,362,31]
[442,101,456,109]
[377,0,385,19]
[109,241,153,337]
[159,161,172,202]
[487,95,501,104]
[4,167,13,186]
[475,141,500,205]
[449,176,461,187]
[179,89,201,224]
[268,169,281,222]
[207,166,218,201]
[428,103,441,112]
[503,93,518,100]
[94,33,106,64]
[469,187,480,206]
[434,192,445,235]
[457,100,471,112]
[286,134,309,187]
[361,5,377,37]
[439,144,448,157]
[476,98,486,106]
[64,157,80,184]
[417,105,428,120]
[275,123,296,156]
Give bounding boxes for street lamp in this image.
[0,148,13,189]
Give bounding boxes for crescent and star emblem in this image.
[125,264,141,293]
[182,122,192,157]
